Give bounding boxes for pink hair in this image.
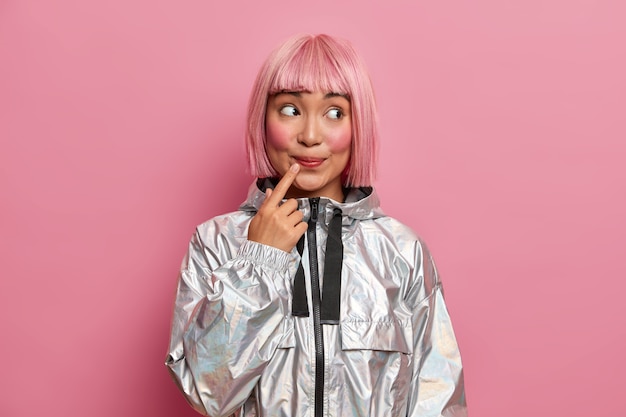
[246,34,378,187]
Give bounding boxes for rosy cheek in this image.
[326,125,352,152]
[265,121,291,150]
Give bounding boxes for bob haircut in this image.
[246,34,378,187]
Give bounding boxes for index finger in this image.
[266,163,300,205]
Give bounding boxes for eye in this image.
[279,105,300,116]
[326,108,343,119]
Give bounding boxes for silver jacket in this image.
[166,180,467,417]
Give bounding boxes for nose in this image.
[297,116,322,146]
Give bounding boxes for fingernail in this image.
[290,164,300,173]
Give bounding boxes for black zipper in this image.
[307,197,324,417]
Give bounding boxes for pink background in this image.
[1,1,625,416]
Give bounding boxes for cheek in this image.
[265,121,292,150]
[326,125,352,153]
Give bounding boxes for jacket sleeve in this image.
[406,242,467,417]
[165,226,296,416]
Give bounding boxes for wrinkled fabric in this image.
[165,180,467,417]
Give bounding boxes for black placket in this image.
[291,198,344,417]
[307,197,324,417]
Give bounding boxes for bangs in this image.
[268,39,350,97]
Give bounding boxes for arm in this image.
[406,243,467,417]
[166,165,306,416]
[165,230,296,416]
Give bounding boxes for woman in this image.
[166,34,467,417]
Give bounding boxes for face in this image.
[265,91,352,201]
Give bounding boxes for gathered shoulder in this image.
[187,210,255,267]
[195,209,253,238]
[363,215,440,299]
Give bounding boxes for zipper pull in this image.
[310,197,319,222]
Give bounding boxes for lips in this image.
[293,156,325,168]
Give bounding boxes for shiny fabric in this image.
[166,180,467,417]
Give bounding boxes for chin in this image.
[294,179,325,193]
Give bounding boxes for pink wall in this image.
[1,1,625,416]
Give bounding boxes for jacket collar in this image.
[239,178,386,222]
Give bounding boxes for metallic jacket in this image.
[166,180,467,417]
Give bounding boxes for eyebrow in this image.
[276,91,349,100]
[324,92,349,100]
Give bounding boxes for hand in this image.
[248,164,308,253]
